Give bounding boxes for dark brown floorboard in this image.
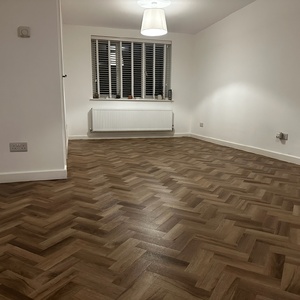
[0,137,300,299]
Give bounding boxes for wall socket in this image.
[200,122,204,127]
[9,142,28,152]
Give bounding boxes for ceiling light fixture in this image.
[138,0,171,9]
[141,8,167,36]
[138,0,171,36]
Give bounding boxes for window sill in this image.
[90,98,173,103]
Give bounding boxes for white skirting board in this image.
[0,168,67,184]
[68,133,190,140]
[90,108,173,132]
[190,133,300,165]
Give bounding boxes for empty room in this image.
[0,0,300,299]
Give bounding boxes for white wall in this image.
[62,25,194,138]
[63,0,300,163]
[0,0,67,183]
[191,0,300,163]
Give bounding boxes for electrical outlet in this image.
[200,122,204,127]
[9,142,28,152]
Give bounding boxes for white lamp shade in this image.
[141,8,168,36]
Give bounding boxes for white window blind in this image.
[91,37,171,99]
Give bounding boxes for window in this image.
[91,37,171,100]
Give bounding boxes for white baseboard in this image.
[68,132,190,140]
[68,135,90,140]
[0,168,67,184]
[190,133,300,165]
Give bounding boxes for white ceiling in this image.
[61,0,256,35]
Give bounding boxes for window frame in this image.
[91,36,172,100]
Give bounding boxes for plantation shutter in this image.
[155,44,164,97]
[122,42,132,98]
[98,41,109,97]
[91,37,171,100]
[165,44,172,96]
[91,39,98,97]
[145,43,154,98]
[133,43,142,98]
[110,41,119,97]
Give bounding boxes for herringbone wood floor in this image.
[0,137,300,299]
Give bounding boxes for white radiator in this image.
[91,109,173,132]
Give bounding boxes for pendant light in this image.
[138,0,171,37]
[141,8,167,36]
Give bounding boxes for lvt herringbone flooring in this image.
[0,137,300,299]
